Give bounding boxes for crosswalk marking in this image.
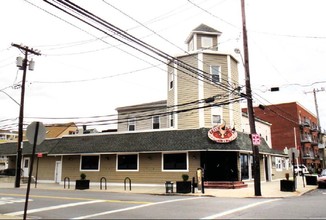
[6,200,105,216]
[0,197,31,205]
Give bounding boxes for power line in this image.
[43,0,237,94]
[102,0,239,89]
[0,95,244,130]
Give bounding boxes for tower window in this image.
[211,65,220,83]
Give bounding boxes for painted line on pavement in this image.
[72,197,207,219]
[6,200,105,216]
[201,199,281,219]
[0,192,150,204]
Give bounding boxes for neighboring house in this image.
[0,24,286,186]
[0,130,18,169]
[243,102,325,173]
[45,122,78,138]
[241,113,272,148]
[241,112,291,179]
[0,122,77,177]
[0,130,18,143]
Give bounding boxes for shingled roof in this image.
[0,128,283,156]
[185,23,222,44]
[0,138,60,156]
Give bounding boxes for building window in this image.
[169,112,174,128]
[211,65,220,83]
[117,154,138,171]
[212,115,221,124]
[80,155,100,171]
[274,157,282,171]
[211,106,222,125]
[128,118,136,131]
[163,153,188,171]
[169,70,174,90]
[153,116,160,129]
[201,36,213,49]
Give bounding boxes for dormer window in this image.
[201,36,213,49]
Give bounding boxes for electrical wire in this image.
[102,0,239,90]
[43,0,237,95]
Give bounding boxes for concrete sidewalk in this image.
[0,176,317,198]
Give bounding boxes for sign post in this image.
[23,122,46,220]
[35,153,43,188]
[288,147,300,189]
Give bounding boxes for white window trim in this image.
[169,70,174,90]
[210,65,221,83]
[169,113,174,128]
[80,155,100,172]
[201,36,213,48]
[161,152,189,172]
[152,116,160,129]
[116,153,139,172]
[128,118,136,131]
[275,157,282,171]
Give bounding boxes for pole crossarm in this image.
[11,43,41,56]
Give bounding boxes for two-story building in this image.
[0,24,285,187]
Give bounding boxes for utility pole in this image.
[11,43,41,188]
[306,88,324,131]
[240,0,261,196]
[305,87,325,168]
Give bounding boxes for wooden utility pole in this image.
[240,0,262,196]
[11,43,41,188]
[305,87,325,168]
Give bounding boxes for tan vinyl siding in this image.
[31,156,60,181]
[117,108,168,132]
[167,64,175,107]
[175,55,200,129]
[202,54,232,128]
[60,153,200,184]
[230,57,241,131]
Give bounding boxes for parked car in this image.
[293,164,309,176]
[0,168,16,176]
[318,169,326,188]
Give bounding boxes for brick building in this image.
[243,102,323,172]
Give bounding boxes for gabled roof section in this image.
[45,122,77,138]
[185,23,222,43]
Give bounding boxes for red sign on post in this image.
[37,153,43,158]
[251,134,261,146]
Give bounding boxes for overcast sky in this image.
[1,0,325,132]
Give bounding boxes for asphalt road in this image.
[0,187,324,219]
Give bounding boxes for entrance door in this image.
[240,154,249,180]
[54,161,62,183]
[201,151,238,181]
[22,158,30,177]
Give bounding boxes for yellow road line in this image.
[0,193,151,204]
